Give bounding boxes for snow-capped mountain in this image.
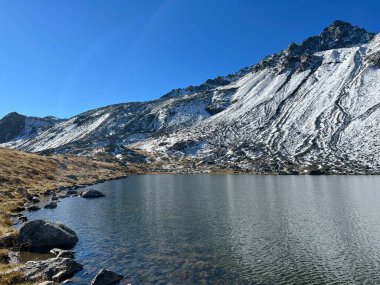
[3,21,380,174]
[0,112,64,144]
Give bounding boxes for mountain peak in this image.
[327,20,355,29]
[300,20,375,54]
[2,112,24,120]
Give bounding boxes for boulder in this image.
[43,190,53,196]
[26,205,41,212]
[91,269,124,285]
[32,196,40,203]
[18,216,28,223]
[38,281,58,285]
[44,201,57,209]
[19,220,78,251]
[58,186,67,192]
[51,196,58,201]
[66,174,77,180]
[50,248,75,259]
[66,189,77,195]
[81,189,105,199]
[23,257,82,282]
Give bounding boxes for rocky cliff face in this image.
[2,21,380,174]
[0,112,64,144]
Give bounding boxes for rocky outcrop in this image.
[91,269,124,285]
[0,112,64,144]
[22,257,82,282]
[81,189,105,198]
[19,220,78,251]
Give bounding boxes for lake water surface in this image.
[26,175,380,284]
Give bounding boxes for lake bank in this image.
[0,148,129,284]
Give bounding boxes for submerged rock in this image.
[91,269,124,285]
[44,201,57,209]
[19,220,78,251]
[22,257,83,282]
[81,189,105,198]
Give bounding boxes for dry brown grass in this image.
[0,263,39,285]
[0,147,128,284]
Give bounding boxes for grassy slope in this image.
[0,147,128,284]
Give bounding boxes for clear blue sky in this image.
[0,0,379,119]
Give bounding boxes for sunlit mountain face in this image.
[2,21,380,174]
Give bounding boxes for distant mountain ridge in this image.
[2,21,380,174]
[0,112,64,144]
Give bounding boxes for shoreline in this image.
[0,148,131,284]
[0,173,132,284]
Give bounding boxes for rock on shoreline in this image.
[81,189,105,198]
[19,220,78,251]
[91,269,124,285]
[22,257,83,282]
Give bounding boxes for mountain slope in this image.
[0,112,64,144]
[3,21,380,174]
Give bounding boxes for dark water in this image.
[25,175,380,284]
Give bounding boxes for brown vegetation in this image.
[0,147,128,284]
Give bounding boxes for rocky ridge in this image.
[2,21,380,174]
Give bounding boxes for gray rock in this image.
[18,216,28,223]
[51,196,58,201]
[44,201,57,209]
[81,189,105,199]
[43,189,53,196]
[38,281,58,285]
[19,220,78,251]
[66,174,77,180]
[66,189,77,195]
[50,248,75,259]
[23,257,82,282]
[27,205,41,211]
[58,186,67,191]
[32,196,40,203]
[91,269,124,285]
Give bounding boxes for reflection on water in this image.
[26,175,380,284]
